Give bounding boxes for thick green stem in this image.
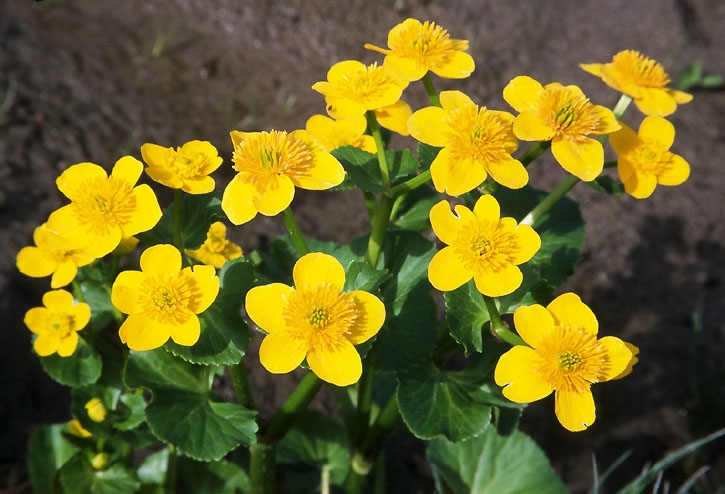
[519,174,580,227]
[364,194,395,268]
[519,140,551,167]
[354,355,376,443]
[264,372,323,440]
[173,189,183,252]
[249,442,276,494]
[421,72,441,107]
[366,111,390,188]
[361,393,399,455]
[612,94,633,120]
[483,295,526,346]
[229,361,255,410]
[281,206,309,256]
[389,169,431,198]
[363,191,377,221]
[164,445,177,494]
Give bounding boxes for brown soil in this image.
[2,0,724,492]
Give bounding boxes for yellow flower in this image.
[222,130,345,225]
[494,293,637,432]
[311,60,408,120]
[503,76,620,181]
[610,116,690,199]
[305,114,376,153]
[111,244,220,351]
[68,419,92,438]
[46,157,163,258]
[372,100,413,136]
[245,253,386,387]
[141,140,223,194]
[580,50,693,117]
[185,221,243,269]
[428,195,540,297]
[112,236,140,256]
[365,18,475,82]
[24,289,91,357]
[85,398,107,423]
[16,223,95,288]
[409,90,527,195]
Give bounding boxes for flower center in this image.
[448,105,514,162]
[306,306,330,328]
[75,176,136,229]
[613,50,670,88]
[470,235,493,258]
[48,313,75,338]
[557,351,583,372]
[630,139,673,175]
[339,63,394,103]
[232,131,313,190]
[539,85,600,138]
[152,286,179,312]
[284,284,359,347]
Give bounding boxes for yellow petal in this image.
[182,176,216,194]
[293,253,345,293]
[428,247,471,291]
[494,346,553,403]
[472,263,523,297]
[345,291,386,345]
[375,100,413,136]
[429,199,460,245]
[383,53,426,82]
[612,342,639,379]
[122,184,162,236]
[623,169,657,199]
[486,155,528,189]
[50,261,77,288]
[111,156,143,187]
[187,264,220,313]
[56,332,79,357]
[503,76,543,113]
[16,246,56,278]
[408,106,450,147]
[547,293,598,335]
[658,154,690,186]
[169,315,201,347]
[513,303,556,348]
[510,224,541,264]
[141,244,181,275]
[292,151,345,191]
[617,157,636,184]
[145,166,183,189]
[324,97,368,121]
[140,143,170,168]
[591,105,621,135]
[431,150,486,196]
[326,60,366,83]
[555,389,596,432]
[24,307,48,334]
[42,289,75,310]
[472,194,501,225]
[431,51,475,79]
[579,63,604,77]
[34,333,60,357]
[253,175,295,217]
[111,271,147,315]
[71,302,91,331]
[671,89,693,104]
[259,330,308,374]
[245,283,294,334]
[639,116,675,150]
[181,140,223,175]
[56,163,107,201]
[597,336,634,381]
[307,337,362,387]
[222,177,259,225]
[634,87,677,117]
[119,314,171,351]
[609,123,638,155]
[513,112,556,142]
[551,136,603,182]
[438,90,474,111]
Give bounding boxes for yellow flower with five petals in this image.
[222,130,345,225]
[141,140,223,194]
[610,116,690,199]
[24,289,91,357]
[428,195,541,297]
[245,253,386,387]
[111,244,220,351]
[503,76,620,182]
[409,90,527,195]
[365,18,474,82]
[185,221,243,269]
[580,50,692,117]
[494,293,636,432]
[46,157,162,258]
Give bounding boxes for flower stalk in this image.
[281,206,310,256]
[421,72,441,107]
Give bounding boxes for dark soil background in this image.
[1,0,724,492]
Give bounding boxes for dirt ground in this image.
[1,0,724,492]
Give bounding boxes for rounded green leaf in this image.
[40,337,102,387]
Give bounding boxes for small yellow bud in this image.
[91,452,111,470]
[68,418,92,438]
[85,398,107,423]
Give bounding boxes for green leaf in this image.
[392,185,439,232]
[387,148,420,185]
[588,175,624,195]
[417,142,441,172]
[342,260,390,292]
[40,337,102,387]
[114,393,147,431]
[375,231,439,372]
[177,456,250,494]
[331,146,419,193]
[124,349,257,461]
[397,361,493,442]
[78,279,115,334]
[139,192,223,249]
[28,423,80,493]
[167,258,253,365]
[254,235,339,285]
[58,456,141,494]
[136,448,168,485]
[277,411,351,487]
[428,428,567,494]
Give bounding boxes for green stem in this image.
[483,295,526,346]
[366,111,390,188]
[361,393,399,455]
[71,279,85,303]
[389,169,431,198]
[281,206,309,256]
[364,194,395,268]
[421,72,441,107]
[263,372,323,440]
[229,361,255,410]
[363,191,377,222]
[249,442,276,494]
[612,94,633,120]
[519,174,580,227]
[519,140,551,167]
[354,355,376,443]
[164,445,177,494]
[173,189,183,251]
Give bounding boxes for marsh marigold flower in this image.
[16,223,95,288]
[111,244,219,351]
[47,157,162,259]
[24,289,90,357]
[68,419,92,438]
[494,293,636,431]
[312,60,408,121]
[185,221,243,269]
[141,140,223,194]
[305,114,376,153]
[428,195,540,297]
[409,90,527,195]
[222,130,345,225]
[245,253,386,387]
[503,76,620,182]
[610,116,690,199]
[580,50,693,117]
[365,18,474,82]
[85,398,107,423]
